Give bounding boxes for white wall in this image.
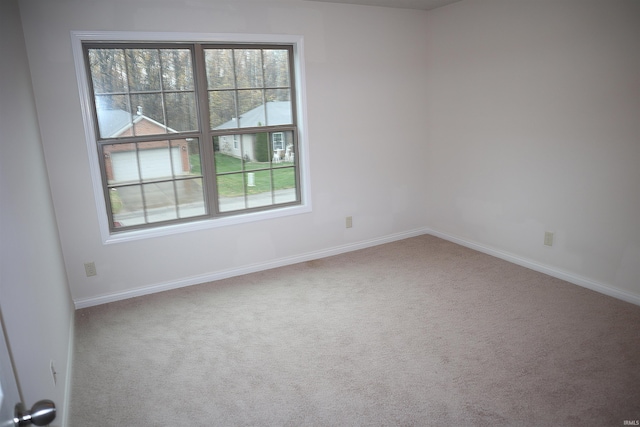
[0,0,75,425]
[16,0,639,311]
[425,0,640,300]
[18,0,431,305]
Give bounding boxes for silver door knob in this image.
[14,400,56,426]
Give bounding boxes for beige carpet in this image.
[70,235,640,426]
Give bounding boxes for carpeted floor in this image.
[69,235,640,426]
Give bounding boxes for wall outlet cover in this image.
[544,231,554,247]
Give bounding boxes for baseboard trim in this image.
[74,227,640,309]
[74,228,430,309]
[426,228,640,307]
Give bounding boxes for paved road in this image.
[113,182,296,226]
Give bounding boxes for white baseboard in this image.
[73,228,430,309]
[74,227,640,309]
[426,228,640,307]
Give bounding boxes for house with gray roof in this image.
[215,101,294,162]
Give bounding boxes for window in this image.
[73,33,309,241]
[272,132,284,150]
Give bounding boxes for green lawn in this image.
[191,153,296,197]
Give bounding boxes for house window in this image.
[272,132,284,150]
[76,35,308,239]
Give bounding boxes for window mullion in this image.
[157,49,169,137]
[231,49,240,123]
[134,144,152,224]
[260,49,268,125]
[122,48,135,136]
[193,43,218,217]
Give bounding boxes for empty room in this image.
[1,0,638,425]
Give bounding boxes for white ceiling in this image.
[304,0,462,11]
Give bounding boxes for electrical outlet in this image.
[50,360,57,386]
[84,262,97,277]
[346,216,353,228]
[544,231,554,247]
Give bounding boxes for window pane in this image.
[262,49,290,87]
[215,138,243,173]
[246,170,272,208]
[234,49,263,89]
[126,49,162,92]
[217,174,245,212]
[104,143,138,185]
[176,178,206,218]
[215,132,273,168]
[160,49,194,91]
[265,88,291,103]
[171,139,199,176]
[237,90,265,128]
[143,181,178,223]
[205,49,235,90]
[96,98,132,138]
[165,92,197,132]
[265,98,292,126]
[271,131,295,166]
[88,48,128,94]
[111,185,145,228]
[254,132,271,164]
[137,141,173,181]
[209,91,237,129]
[273,168,298,204]
[189,148,202,179]
[130,94,166,134]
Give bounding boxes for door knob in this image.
[14,400,56,426]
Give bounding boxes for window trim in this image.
[71,31,311,244]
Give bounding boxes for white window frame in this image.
[272,132,285,151]
[71,31,311,244]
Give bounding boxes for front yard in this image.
[193,153,296,198]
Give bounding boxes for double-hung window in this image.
[73,33,308,241]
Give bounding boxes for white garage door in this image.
[112,148,183,182]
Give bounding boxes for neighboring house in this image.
[98,109,191,183]
[215,101,293,162]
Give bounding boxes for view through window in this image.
[84,42,300,233]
